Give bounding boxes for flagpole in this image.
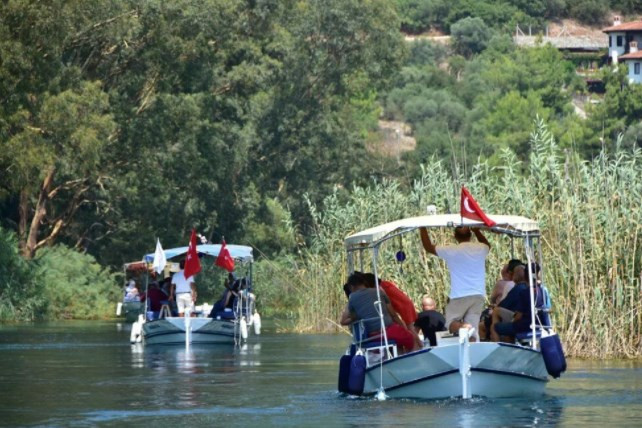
[460,186,464,226]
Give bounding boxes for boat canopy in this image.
[123,261,148,272]
[143,244,254,263]
[344,214,539,251]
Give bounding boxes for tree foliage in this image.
[394,0,642,34]
[0,0,405,268]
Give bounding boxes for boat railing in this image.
[350,318,398,367]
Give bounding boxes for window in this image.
[635,63,641,75]
[617,35,623,46]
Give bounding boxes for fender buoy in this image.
[338,354,352,394]
[130,315,144,343]
[348,354,367,395]
[253,312,261,335]
[541,332,566,378]
[240,317,248,341]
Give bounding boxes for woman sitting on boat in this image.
[340,272,420,354]
[124,280,140,302]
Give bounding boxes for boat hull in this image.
[142,317,236,345]
[362,342,548,399]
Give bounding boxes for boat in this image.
[338,213,566,400]
[116,261,147,322]
[129,244,261,346]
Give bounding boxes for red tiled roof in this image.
[603,21,642,32]
[620,50,642,60]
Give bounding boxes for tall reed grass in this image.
[265,120,641,358]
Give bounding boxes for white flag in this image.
[152,238,166,274]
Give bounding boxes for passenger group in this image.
[340,225,547,354]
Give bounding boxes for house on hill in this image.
[603,16,642,83]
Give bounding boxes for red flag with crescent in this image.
[460,187,496,227]
[183,229,202,278]
[215,239,235,273]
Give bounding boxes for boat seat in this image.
[435,331,460,346]
[214,310,236,320]
[515,326,550,345]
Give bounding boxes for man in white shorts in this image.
[420,226,490,341]
[171,260,196,317]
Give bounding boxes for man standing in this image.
[419,226,490,340]
[171,259,197,317]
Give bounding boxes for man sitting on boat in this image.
[340,272,420,354]
[419,226,490,341]
[490,264,533,342]
[209,272,240,318]
[170,260,197,317]
[414,295,446,347]
[479,259,522,340]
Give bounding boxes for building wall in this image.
[609,32,627,59]
[626,60,642,84]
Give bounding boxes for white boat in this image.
[338,213,566,400]
[129,244,261,346]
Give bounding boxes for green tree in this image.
[450,17,493,58]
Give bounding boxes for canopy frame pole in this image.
[525,235,537,350]
[371,246,388,401]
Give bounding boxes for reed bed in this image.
[266,122,641,358]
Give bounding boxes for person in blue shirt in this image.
[490,264,534,342]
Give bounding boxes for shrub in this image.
[34,245,119,320]
[0,227,46,321]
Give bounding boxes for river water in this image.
[0,321,640,427]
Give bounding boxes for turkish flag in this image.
[460,186,496,227]
[215,239,235,273]
[183,229,202,278]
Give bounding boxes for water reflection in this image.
[0,322,640,427]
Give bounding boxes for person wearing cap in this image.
[340,272,420,354]
[419,225,490,341]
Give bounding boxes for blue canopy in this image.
[143,244,253,263]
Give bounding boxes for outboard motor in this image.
[540,331,566,378]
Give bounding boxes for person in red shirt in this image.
[362,273,422,349]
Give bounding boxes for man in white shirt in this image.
[171,260,197,317]
[420,226,490,340]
